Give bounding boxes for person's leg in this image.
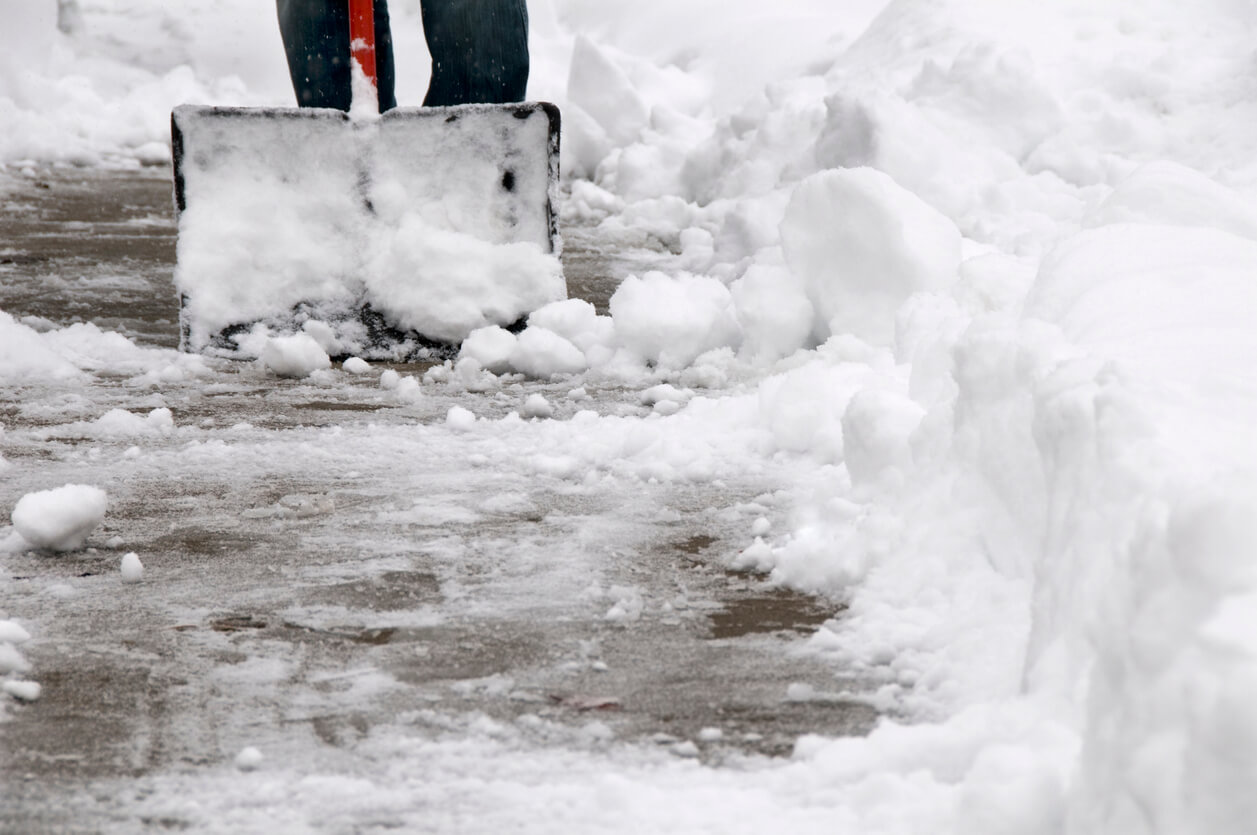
[421,0,529,106]
[277,0,396,111]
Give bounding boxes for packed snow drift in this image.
[3,0,1257,833]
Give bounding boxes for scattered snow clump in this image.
[235,746,264,771]
[260,333,332,378]
[3,680,41,702]
[120,553,144,584]
[446,406,476,432]
[521,394,554,419]
[11,484,107,552]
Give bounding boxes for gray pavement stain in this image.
[0,167,875,829]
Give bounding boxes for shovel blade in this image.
[171,103,562,359]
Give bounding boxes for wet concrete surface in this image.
[0,167,874,831]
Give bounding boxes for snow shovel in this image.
[170,0,562,360]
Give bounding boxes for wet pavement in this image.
[0,167,874,832]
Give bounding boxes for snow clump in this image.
[260,333,332,378]
[780,167,962,347]
[11,484,107,552]
[610,272,740,369]
[341,357,371,375]
[235,746,264,771]
[0,619,35,703]
[120,552,144,584]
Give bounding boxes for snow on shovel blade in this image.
[171,103,563,360]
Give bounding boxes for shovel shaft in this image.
[348,0,377,88]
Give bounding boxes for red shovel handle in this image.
[348,0,377,91]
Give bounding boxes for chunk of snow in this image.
[460,326,518,375]
[120,552,144,584]
[609,272,741,369]
[781,167,962,347]
[260,333,331,378]
[11,484,107,552]
[446,407,476,432]
[526,299,615,356]
[235,746,264,771]
[341,357,370,374]
[2,680,41,702]
[521,394,554,419]
[510,328,588,379]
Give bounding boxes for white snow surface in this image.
[3,0,1257,833]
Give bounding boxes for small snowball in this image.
[379,369,401,390]
[698,727,724,742]
[521,394,554,419]
[751,517,771,537]
[671,740,701,758]
[120,552,144,584]
[3,680,41,702]
[392,375,423,404]
[260,333,331,378]
[342,357,371,375]
[234,746,264,772]
[11,484,107,552]
[446,406,477,432]
[460,326,519,375]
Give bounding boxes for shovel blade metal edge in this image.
[171,102,562,360]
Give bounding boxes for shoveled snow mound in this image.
[11,484,108,552]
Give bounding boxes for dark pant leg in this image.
[421,0,529,106]
[277,0,396,111]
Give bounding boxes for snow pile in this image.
[10,484,108,552]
